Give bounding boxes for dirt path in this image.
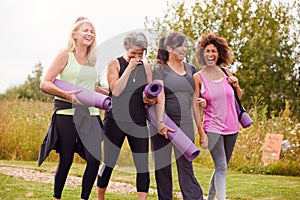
[0,165,156,194]
[0,165,219,199]
[0,165,185,198]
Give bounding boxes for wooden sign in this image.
[262,133,284,164]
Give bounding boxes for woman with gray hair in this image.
[96,31,155,200]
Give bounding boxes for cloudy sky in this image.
[0,0,172,93]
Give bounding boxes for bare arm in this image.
[154,79,166,124]
[154,79,175,139]
[107,58,142,96]
[142,63,156,105]
[40,50,80,102]
[192,73,202,130]
[193,73,208,148]
[95,85,109,95]
[144,63,153,84]
[224,67,243,99]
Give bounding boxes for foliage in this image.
[0,99,299,177]
[0,61,52,102]
[0,99,53,161]
[0,99,98,164]
[193,98,300,176]
[145,0,300,119]
[229,98,300,176]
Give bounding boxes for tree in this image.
[145,0,300,119]
[3,61,52,101]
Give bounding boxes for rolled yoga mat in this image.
[235,99,253,128]
[144,81,162,99]
[144,82,200,162]
[53,79,112,111]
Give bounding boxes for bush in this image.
[0,99,52,161]
[230,98,300,176]
[0,98,299,176]
[194,97,300,176]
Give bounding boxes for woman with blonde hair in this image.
[39,17,108,200]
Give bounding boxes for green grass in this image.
[0,99,299,176]
[0,173,159,200]
[0,160,299,200]
[0,173,81,200]
[0,99,299,199]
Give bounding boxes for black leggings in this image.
[97,118,150,192]
[54,115,100,200]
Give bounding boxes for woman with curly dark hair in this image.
[193,33,243,200]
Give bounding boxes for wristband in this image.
[157,120,165,126]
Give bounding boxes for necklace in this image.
[130,67,138,82]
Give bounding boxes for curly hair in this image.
[196,33,234,67]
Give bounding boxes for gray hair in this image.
[123,32,148,53]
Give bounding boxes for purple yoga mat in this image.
[144,82,200,161]
[144,81,162,99]
[53,79,112,111]
[235,99,253,128]
[146,106,200,162]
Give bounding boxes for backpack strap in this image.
[221,67,246,120]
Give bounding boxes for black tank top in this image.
[106,57,147,125]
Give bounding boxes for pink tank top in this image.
[198,71,239,135]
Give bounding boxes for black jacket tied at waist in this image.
[38,99,103,166]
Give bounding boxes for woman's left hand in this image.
[227,76,239,88]
[142,92,157,105]
[200,134,208,149]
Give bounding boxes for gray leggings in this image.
[206,132,238,200]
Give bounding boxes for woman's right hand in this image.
[157,123,174,139]
[128,57,143,70]
[196,97,207,109]
[66,89,82,104]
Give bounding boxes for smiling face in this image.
[127,45,145,60]
[74,23,95,47]
[204,43,219,67]
[168,41,188,61]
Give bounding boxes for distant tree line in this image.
[1,0,299,120]
[145,0,300,119]
[0,62,52,102]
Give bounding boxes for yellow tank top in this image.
[55,51,99,116]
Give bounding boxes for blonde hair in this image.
[66,17,97,66]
